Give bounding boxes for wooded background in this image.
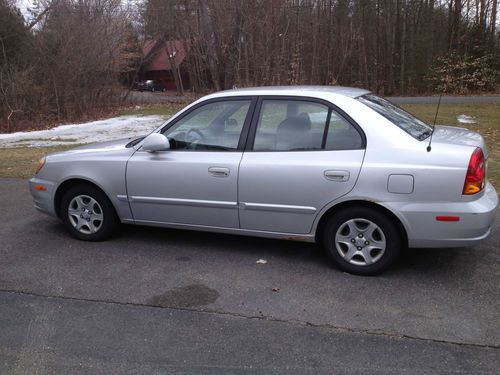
[1,0,499,131]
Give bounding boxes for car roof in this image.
[207,85,371,99]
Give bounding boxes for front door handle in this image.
[208,167,230,177]
[324,170,350,182]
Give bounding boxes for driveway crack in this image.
[1,288,498,350]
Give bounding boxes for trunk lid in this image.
[430,125,488,157]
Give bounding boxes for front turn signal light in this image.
[35,157,46,175]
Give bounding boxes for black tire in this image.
[322,207,401,275]
[60,184,119,241]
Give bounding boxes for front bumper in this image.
[387,181,498,248]
[29,177,58,217]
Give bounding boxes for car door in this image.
[238,97,366,234]
[127,98,255,228]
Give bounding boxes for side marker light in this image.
[436,216,460,222]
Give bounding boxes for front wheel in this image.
[61,185,119,241]
[322,207,401,275]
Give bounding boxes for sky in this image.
[15,0,142,22]
[15,0,35,20]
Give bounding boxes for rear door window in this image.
[252,99,363,151]
[325,111,363,150]
[253,100,328,151]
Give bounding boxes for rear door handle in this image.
[208,167,230,177]
[324,170,350,182]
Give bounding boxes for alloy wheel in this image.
[68,195,104,235]
[334,218,386,266]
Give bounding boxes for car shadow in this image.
[45,219,479,278]
[116,224,478,277]
[117,223,329,263]
[388,246,477,280]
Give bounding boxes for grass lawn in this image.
[1,102,499,185]
[0,145,77,179]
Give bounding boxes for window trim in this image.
[245,96,366,152]
[321,109,333,149]
[159,96,258,152]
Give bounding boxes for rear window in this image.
[357,94,432,140]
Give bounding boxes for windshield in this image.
[357,94,432,140]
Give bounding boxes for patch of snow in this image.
[457,114,476,124]
[0,115,168,148]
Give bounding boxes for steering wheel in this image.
[186,128,206,143]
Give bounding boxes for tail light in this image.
[463,148,485,195]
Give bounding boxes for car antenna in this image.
[426,94,442,152]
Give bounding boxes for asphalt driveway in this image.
[0,178,499,374]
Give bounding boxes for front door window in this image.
[163,100,251,151]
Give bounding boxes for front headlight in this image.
[35,157,46,174]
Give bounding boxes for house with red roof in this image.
[140,38,190,91]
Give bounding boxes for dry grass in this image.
[0,146,76,179]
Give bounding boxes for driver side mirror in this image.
[142,133,170,152]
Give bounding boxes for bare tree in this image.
[1,0,498,131]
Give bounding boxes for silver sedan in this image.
[30,86,498,275]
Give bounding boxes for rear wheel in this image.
[322,207,401,275]
[60,185,119,241]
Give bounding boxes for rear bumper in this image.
[29,177,58,217]
[386,182,498,248]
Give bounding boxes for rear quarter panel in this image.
[323,96,473,202]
